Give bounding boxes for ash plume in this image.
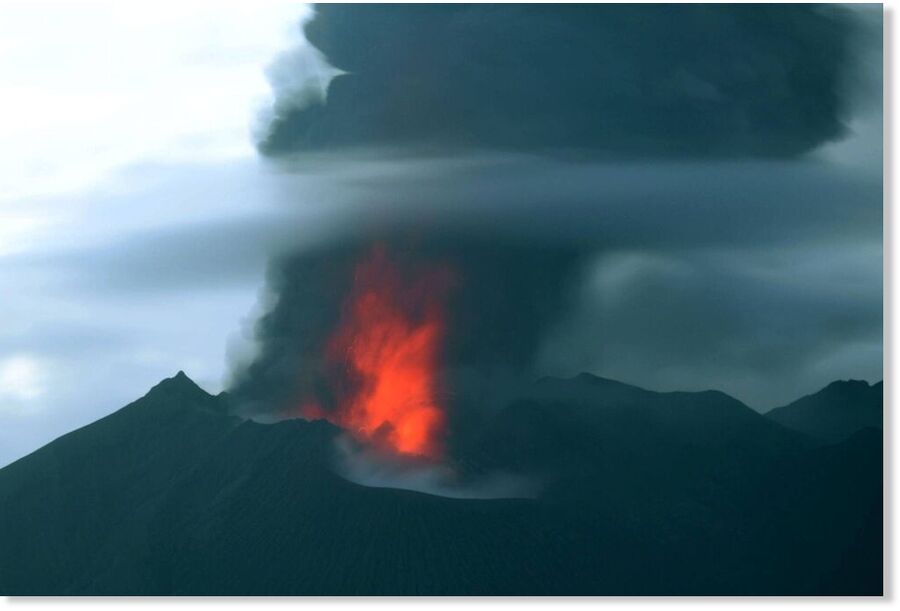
[226,3,881,468]
[259,4,857,158]
[228,232,587,458]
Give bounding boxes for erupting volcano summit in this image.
[300,245,455,460]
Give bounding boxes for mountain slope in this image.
[0,372,237,594]
[0,372,882,595]
[766,379,883,443]
[463,373,882,595]
[111,419,567,595]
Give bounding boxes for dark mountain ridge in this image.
[767,378,883,443]
[0,371,882,595]
[0,372,238,594]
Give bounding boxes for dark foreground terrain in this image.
[0,372,882,595]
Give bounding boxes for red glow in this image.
[301,245,453,460]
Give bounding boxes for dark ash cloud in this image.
[260,4,856,158]
[227,154,881,420]
[228,4,880,435]
[227,233,586,454]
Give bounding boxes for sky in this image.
[0,1,332,466]
[0,3,884,468]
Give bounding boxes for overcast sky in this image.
[0,3,883,468]
[0,1,329,466]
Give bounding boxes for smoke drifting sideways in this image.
[226,4,881,494]
[333,436,539,500]
[225,154,881,458]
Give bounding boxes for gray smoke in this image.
[333,436,539,500]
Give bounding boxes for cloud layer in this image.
[227,153,881,417]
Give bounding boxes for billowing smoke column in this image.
[299,244,454,460]
[229,234,585,461]
[228,4,871,469]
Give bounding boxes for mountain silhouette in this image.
[766,379,883,443]
[0,372,882,595]
[0,372,238,594]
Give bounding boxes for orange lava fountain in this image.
[301,245,454,460]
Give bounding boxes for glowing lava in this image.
[301,245,454,460]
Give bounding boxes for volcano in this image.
[0,371,882,595]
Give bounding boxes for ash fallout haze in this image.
[0,2,885,597]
